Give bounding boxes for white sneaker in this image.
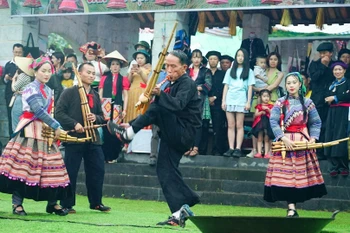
[246,149,257,158]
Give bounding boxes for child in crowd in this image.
[222,48,255,157]
[254,56,268,90]
[251,89,274,159]
[60,62,74,89]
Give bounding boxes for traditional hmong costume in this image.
[264,96,327,203]
[99,71,129,162]
[324,77,350,174]
[251,103,274,139]
[0,80,71,201]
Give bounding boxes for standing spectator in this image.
[47,51,65,101]
[128,41,152,74]
[60,62,74,89]
[99,51,129,164]
[309,42,335,160]
[264,72,326,217]
[251,89,274,159]
[324,62,350,177]
[247,52,283,158]
[207,51,229,156]
[125,50,151,123]
[2,43,23,136]
[66,54,78,67]
[56,62,110,214]
[220,55,234,72]
[222,48,255,157]
[11,57,34,131]
[337,48,350,79]
[300,71,312,98]
[78,41,108,89]
[185,49,211,156]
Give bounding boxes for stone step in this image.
[78,172,350,200]
[103,163,266,182]
[116,153,348,172]
[76,183,350,211]
[101,163,350,187]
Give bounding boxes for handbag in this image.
[265,44,270,56]
[24,33,41,59]
[288,49,301,72]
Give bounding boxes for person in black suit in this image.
[2,43,24,136]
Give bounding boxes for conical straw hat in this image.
[15,57,34,76]
[103,50,128,68]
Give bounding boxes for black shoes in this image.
[223,148,243,158]
[106,120,132,144]
[63,207,76,214]
[90,204,111,212]
[232,149,243,158]
[286,209,299,218]
[157,216,180,226]
[13,205,27,216]
[149,157,157,166]
[156,204,194,228]
[46,204,68,216]
[223,149,235,157]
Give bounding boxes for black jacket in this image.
[2,61,17,104]
[208,69,225,110]
[46,72,64,103]
[309,59,334,108]
[155,73,202,130]
[55,85,106,144]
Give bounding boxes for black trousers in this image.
[316,105,328,158]
[6,105,13,136]
[328,156,349,172]
[211,109,228,155]
[194,119,210,155]
[131,104,200,213]
[60,143,105,208]
[102,127,121,161]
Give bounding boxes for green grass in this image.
[0,193,349,233]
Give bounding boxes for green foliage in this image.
[48,33,73,55]
[270,30,347,38]
[0,193,349,233]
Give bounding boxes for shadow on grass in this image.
[0,216,190,231]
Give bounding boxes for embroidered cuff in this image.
[334,95,338,103]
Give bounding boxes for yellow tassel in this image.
[198,12,206,33]
[307,42,312,57]
[316,8,324,30]
[228,11,237,36]
[280,9,292,26]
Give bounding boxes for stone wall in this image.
[39,15,140,63]
[152,12,189,68]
